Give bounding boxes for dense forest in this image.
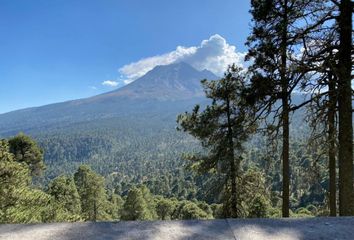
[0,0,353,223]
[0,134,324,223]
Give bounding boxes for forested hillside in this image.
[0,97,328,209]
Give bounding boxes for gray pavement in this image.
[0,217,353,240]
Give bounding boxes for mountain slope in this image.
[89,61,217,101]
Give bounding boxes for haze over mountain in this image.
[0,62,217,136]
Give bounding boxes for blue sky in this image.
[0,0,251,113]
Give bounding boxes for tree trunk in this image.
[328,72,337,216]
[229,152,237,218]
[282,97,290,218]
[93,200,97,222]
[226,97,237,218]
[281,0,290,218]
[337,0,353,216]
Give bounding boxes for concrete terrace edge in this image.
[0,217,353,240]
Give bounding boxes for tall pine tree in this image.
[178,66,255,218]
[246,0,321,217]
[337,0,353,216]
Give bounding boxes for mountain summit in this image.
[89,62,217,102]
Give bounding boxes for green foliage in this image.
[293,207,313,218]
[121,186,153,220]
[239,169,271,215]
[107,192,124,220]
[247,194,271,218]
[5,189,51,223]
[46,175,81,222]
[172,200,212,220]
[196,201,213,217]
[138,185,158,219]
[268,208,282,218]
[210,203,223,218]
[156,197,175,220]
[177,66,252,174]
[0,139,50,223]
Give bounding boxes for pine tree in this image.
[156,197,175,220]
[0,140,50,223]
[295,0,353,215]
[121,186,151,220]
[336,0,353,216]
[178,66,255,218]
[138,185,158,219]
[47,175,81,221]
[8,133,45,176]
[106,192,124,220]
[74,165,111,221]
[246,0,320,217]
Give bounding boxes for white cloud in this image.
[119,34,246,84]
[89,86,97,90]
[123,79,134,85]
[102,80,118,87]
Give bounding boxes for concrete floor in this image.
[0,217,353,240]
